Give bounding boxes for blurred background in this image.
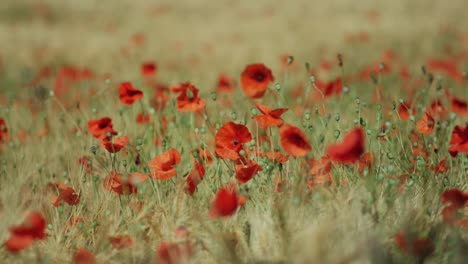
[0,0,467,88]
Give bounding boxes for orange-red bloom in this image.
[87,117,117,139]
[235,160,262,184]
[215,122,252,161]
[103,171,148,195]
[210,184,239,218]
[48,183,80,207]
[149,148,182,180]
[451,97,468,116]
[253,103,288,128]
[398,101,414,121]
[110,235,133,249]
[0,118,9,143]
[74,248,96,264]
[441,188,468,222]
[416,112,435,134]
[4,211,46,253]
[174,83,206,112]
[119,82,143,105]
[101,136,129,153]
[156,241,193,264]
[216,74,235,93]
[240,63,274,98]
[326,127,365,164]
[308,156,333,187]
[185,161,205,195]
[141,62,157,77]
[136,112,152,124]
[394,231,434,259]
[279,124,311,157]
[448,124,468,157]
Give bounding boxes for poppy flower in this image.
[4,211,46,253]
[152,83,170,111]
[261,151,289,164]
[416,112,435,135]
[48,183,80,207]
[210,184,239,218]
[429,100,448,118]
[440,188,468,222]
[252,103,288,128]
[240,63,274,98]
[326,127,365,164]
[87,117,117,139]
[308,157,333,187]
[156,241,193,264]
[279,124,311,157]
[215,122,252,161]
[101,136,129,153]
[172,82,206,112]
[427,58,463,83]
[78,156,92,174]
[148,148,181,180]
[74,248,96,264]
[448,124,468,157]
[235,160,262,184]
[316,77,342,97]
[110,235,133,249]
[358,152,374,174]
[185,161,205,195]
[0,118,9,143]
[398,101,414,121]
[103,171,148,195]
[141,62,157,77]
[119,82,143,105]
[394,231,434,260]
[451,97,468,116]
[136,112,152,124]
[216,74,235,93]
[194,146,213,164]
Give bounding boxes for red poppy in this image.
[398,101,414,121]
[136,112,152,124]
[217,74,235,93]
[358,152,374,174]
[103,171,148,195]
[74,248,96,264]
[429,100,448,118]
[119,82,143,105]
[110,235,133,249]
[141,62,157,77]
[448,124,468,157]
[152,83,170,111]
[215,122,252,161]
[173,83,206,112]
[101,136,129,153]
[260,151,289,164]
[0,117,9,143]
[429,158,449,174]
[441,188,468,222]
[48,183,80,207]
[394,231,434,259]
[427,58,463,83]
[451,97,468,116]
[148,148,181,180]
[78,156,92,174]
[235,160,262,184]
[4,211,46,253]
[308,157,333,187]
[210,184,239,218]
[316,77,342,97]
[156,241,193,264]
[253,103,288,128]
[195,146,213,164]
[279,124,311,157]
[87,117,117,140]
[185,161,205,195]
[240,63,274,98]
[326,127,365,164]
[416,112,435,135]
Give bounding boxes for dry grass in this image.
[0,0,467,263]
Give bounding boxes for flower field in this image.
[0,0,467,263]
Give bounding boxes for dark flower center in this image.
[254,72,266,82]
[232,139,239,146]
